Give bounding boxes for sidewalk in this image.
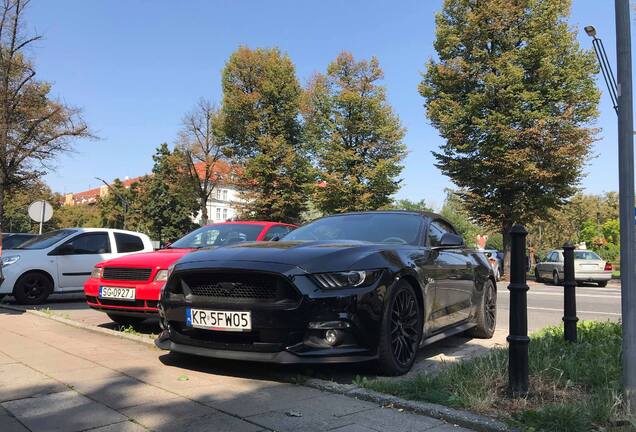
[0,309,473,432]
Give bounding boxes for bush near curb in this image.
[360,321,629,432]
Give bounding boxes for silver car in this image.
[535,249,612,287]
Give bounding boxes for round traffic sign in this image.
[28,200,54,223]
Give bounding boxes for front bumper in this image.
[84,277,164,315]
[156,261,390,364]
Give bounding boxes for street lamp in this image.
[95,177,130,230]
[585,25,618,113]
[587,0,636,410]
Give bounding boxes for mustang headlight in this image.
[90,267,103,279]
[2,255,20,267]
[312,270,383,289]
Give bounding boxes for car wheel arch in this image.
[13,269,55,294]
[396,273,424,316]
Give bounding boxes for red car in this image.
[84,221,296,325]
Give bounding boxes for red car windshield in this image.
[170,224,265,248]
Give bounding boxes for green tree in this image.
[221,46,313,223]
[97,179,139,230]
[53,204,101,229]
[303,52,406,213]
[3,180,56,232]
[421,0,600,273]
[383,198,431,212]
[137,144,198,245]
[439,190,483,247]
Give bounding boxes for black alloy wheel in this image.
[377,280,423,375]
[534,267,542,283]
[14,272,52,305]
[467,279,496,338]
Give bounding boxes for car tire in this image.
[106,313,146,327]
[598,281,608,287]
[376,279,423,376]
[13,272,53,305]
[534,268,543,283]
[467,279,496,339]
[552,271,561,286]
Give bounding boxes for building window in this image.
[216,189,221,200]
[216,208,221,220]
[222,190,228,201]
[223,208,227,220]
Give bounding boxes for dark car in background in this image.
[156,211,496,375]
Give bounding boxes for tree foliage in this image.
[2,179,56,232]
[136,144,198,245]
[303,52,406,214]
[0,0,92,229]
[421,0,600,270]
[221,46,313,223]
[383,198,431,212]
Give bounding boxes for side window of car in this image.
[263,225,292,241]
[427,221,449,247]
[60,233,111,255]
[114,233,145,253]
[547,252,557,262]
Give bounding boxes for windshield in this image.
[574,251,602,260]
[282,213,424,245]
[170,224,266,248]
[14,229,77,250]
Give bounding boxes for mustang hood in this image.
[175,240,400,273]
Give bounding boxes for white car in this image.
[0,228,153,304]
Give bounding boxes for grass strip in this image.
[359,321,630,431]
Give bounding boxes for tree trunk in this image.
[200,196,208,225]
[502,221,513,281]
[0,182,5,232]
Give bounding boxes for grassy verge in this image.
[359,321,630,431]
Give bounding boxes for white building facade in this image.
[194,184,244,224]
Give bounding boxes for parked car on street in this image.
[2,233,36,250]
[0,228,153,304]
[535,249,612,287]
[156,211,496,375]
[482,249,502,280]
[84,221,296,326]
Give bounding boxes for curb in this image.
[1,303,511,432]
[303,378,512,432]
[0,303,156,347]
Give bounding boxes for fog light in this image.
[325,329,343,346]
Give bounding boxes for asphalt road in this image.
[497,280,621,333]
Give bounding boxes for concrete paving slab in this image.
[83,420,148,432]
[0,351,16,365]
[426,425,475,432]
[63,374,180,410]
[119,397,219,431]
[2,390,127,432]
[0,415,30,432]
[246,393,375,432]
[341,407,444,431]
[0,363,67,402]
[328,425,379,432]
[199,382,324,417]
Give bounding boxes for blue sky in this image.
[28,0,626,210]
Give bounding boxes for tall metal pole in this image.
[615,0,636,411]
[507,224,529,397]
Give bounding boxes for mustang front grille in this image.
[177,272,299,303]
[102,267,152,281]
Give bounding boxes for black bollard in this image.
[507,224,529,397]
[562,242,578,342]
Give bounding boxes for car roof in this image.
[317,210,454,228]
[63,228,150,236]
[204,221,296,227]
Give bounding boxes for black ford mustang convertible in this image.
[156,211,496,375]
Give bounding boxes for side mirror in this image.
[439,232,464,248]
